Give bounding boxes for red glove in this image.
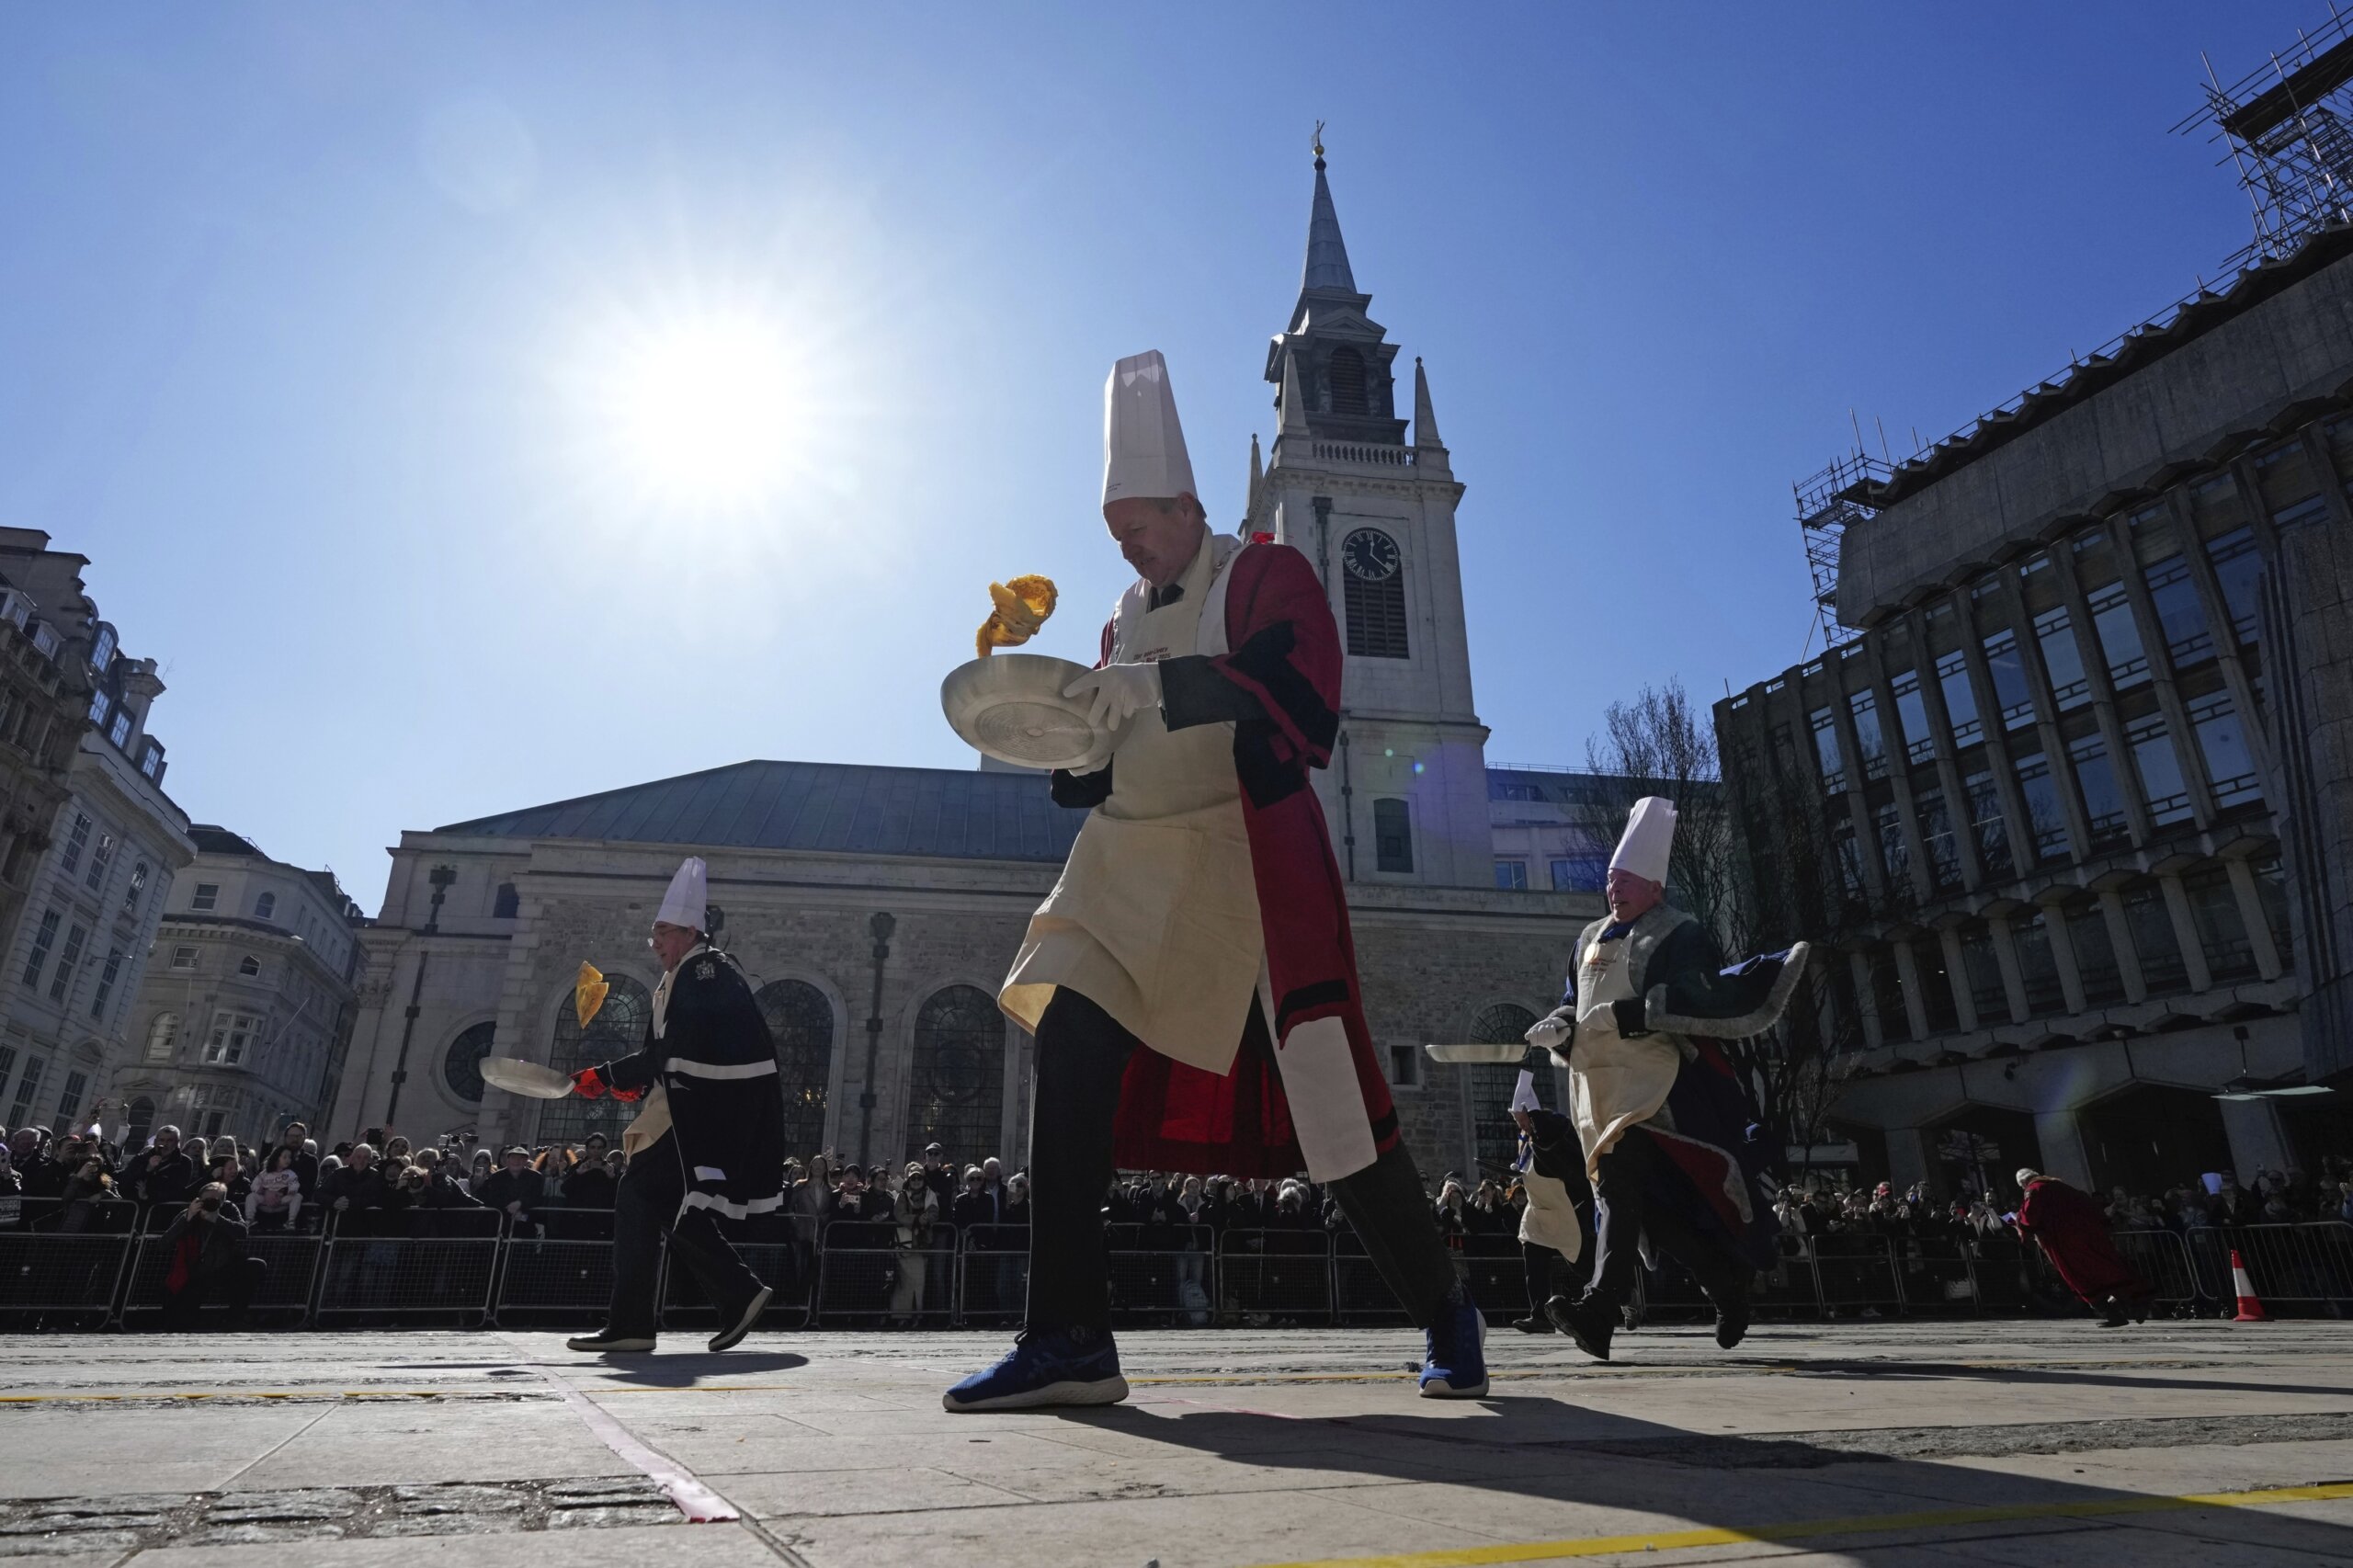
[571,1068,642,1103]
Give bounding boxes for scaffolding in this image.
[1792,450,1889,650]
[2177,6,2353,263]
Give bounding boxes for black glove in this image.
[1611,997,1650,1038]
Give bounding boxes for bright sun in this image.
[597,312,806,510]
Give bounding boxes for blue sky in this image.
[0,3,2322,910]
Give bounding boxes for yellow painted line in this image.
[1249,1481,2353,1567]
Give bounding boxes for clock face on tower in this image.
[1342,528,1401,582]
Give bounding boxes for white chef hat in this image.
[1608,796,1677,884]
[656,856,707,930]
[2015,1168,2042,1189]
[1102,349,1197,508]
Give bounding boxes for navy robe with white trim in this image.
[595,948,786,1221]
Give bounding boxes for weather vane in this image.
[1312,120,1325,164]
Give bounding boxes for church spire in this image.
[1302,126,1357,295]
[1245,432,1266,527]
[1412,358,1444,451]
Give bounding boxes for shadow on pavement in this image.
[583,1350,809,1385]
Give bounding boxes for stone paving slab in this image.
[0,1321,2350,1565]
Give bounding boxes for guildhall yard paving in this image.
[2,1320,2350,1567]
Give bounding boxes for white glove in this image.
[1524,1016,1570,1051]
[1063,662,1162,731]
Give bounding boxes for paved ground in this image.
[3,1319,2351,1566]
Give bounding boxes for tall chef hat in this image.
[1608,796,1677,884]
[1102,349,1197,508]
[655,856,707,931]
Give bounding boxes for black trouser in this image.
[1580,1130,1751,1313]
[608,1131,765,1337]
[1524,1242,1574,1312]
[159,1257,266,1330]
[1025,987,1460,1332]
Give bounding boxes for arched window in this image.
[540,973,653,1143]
[906,984,1004,1164]
[255,892,277,921]
[492,882,519,919]
[1327,346,1370,415]
[1465,1002,1548,1177]
[144,1012,179,1062]
[1340,528,1409,659]
[444,1020,497,1103]
[125,1095,154,1149]
[756,979,835,1160]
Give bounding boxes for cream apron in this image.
[1565,932,1681,1178]
[1001,536,1264,1075]
[618,948,696,1160]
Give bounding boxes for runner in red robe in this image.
[2017,1169,2151,1327]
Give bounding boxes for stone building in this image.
[112,826,365,1146]
[1714,221,2353,1199]
[0,528,194,1138]
[328,154,1612,1183]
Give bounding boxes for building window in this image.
[1494,859,1529,891]
[108,711,131,748]
[1849,689,1889,780]
[203,1011,262,1064]
[2064,899,2125,1006]
[90,949,123,1020]
[1915,789,1961,889]
[121,859,149,917]
[1936,650,1981,746]
[540,971,654,1142]
[21,908,59,987]
[1340,528,1409,659]
[1831,818,1866,903]
[1916,941,1960,1034]
[1890,670,1935,765]
[1810,707,1847,792]
[2125,713,2193,825]
[493,881,520,919]
[255,892,276,921]
[85,689,108,726]
[2012,753,2072,863]
[756,979,835,1161]
[443,1020,497,1103]
[140,744,161,779]
[2183,868,2257,983]
[191,882,219,912]
[48,923,85,1004]
[83,832,113,893]
[1873,801,1909,895]
[1387,1041,1420,1089]
[169,944,197,971]
[2085,581,2148,687]
[2032,607,2090,710]
[145,1012,180,1062]
[1550,853,1605,892]
[2121,881,2189,994]
[6,1055,43,1130]
[1981,631,2037,730]
[2205,527,2263,646]
[2011,913,2065,1016]
[1959,924,2007,1022]
[2067,732,2130,846]
[905,984,1005,1163]
[2187,691,2261,810]
[55,1071,86,1135]
[1327,346,1370,415]
[2143,556,2211,665]
[1867,948,1912,1043]
[1468,1003,1544,1173]
[58,813,89,875]
[237,955,261,978]
[2250,854,2294,966]
[1372,798,1413,873]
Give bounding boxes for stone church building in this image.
[329,156,1611,1184]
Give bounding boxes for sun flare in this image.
[592,312,807,510]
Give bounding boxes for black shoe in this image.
[1510,1314,1553,1334]
[2097,1297,2131,1328]
[1714,1297,1751,1350]
[566,1328,655,1353]
[708,1286,773,1352]
[1546,1294,1612,1362]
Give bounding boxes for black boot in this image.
[1547,1293,1612,1362]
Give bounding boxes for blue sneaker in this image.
[1419,1299,1489,1399]
[943,1327,1130,1413]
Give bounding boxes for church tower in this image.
[1252,141,1494,890]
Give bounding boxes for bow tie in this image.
[1148,583,1185,609]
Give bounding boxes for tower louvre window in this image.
[1372,798,1414,873]
[1327,347,1370,415]
[1340,528,1409,659]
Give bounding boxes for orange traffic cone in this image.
[2231,1249,2268,1323]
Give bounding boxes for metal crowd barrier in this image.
[1219,1227,1333,1324]
[1811,1233,1905,1317]
[954,1224,1031,1326]
[812,1221,956,1325]
[2185,1222,2353,1315]
[1107,1222,1213,1326]
[2109,1228,2201,1311]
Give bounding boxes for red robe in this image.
[1054,541,1398,1178]
[2018,1177,2148,1304]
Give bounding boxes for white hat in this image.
[2015,1167,2043,1188]
[1102,350,1197,508]
[1608,796,1677,884]
[1510,1069,1541,1114]
[656,856,707,930]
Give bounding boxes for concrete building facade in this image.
[0,528,194,1139]
[1716,224,2353,1200]
[114,827,364,1146]
[329,155,1611,1183]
